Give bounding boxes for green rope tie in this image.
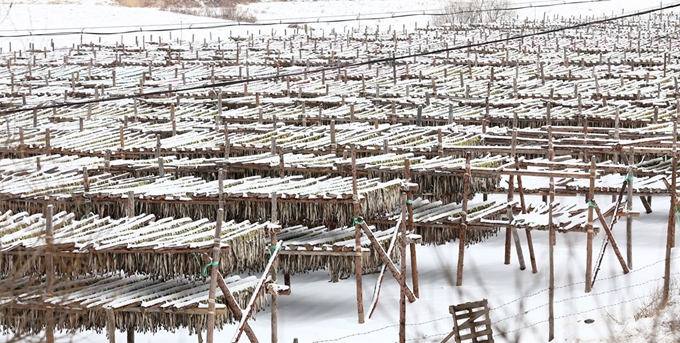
[676,204,679,213]
[664,154,668,162]
[202,261,219,277]
[587,200,597,208]
[406,199,414,204]
[353,218,365,226]
[625,175,633,182]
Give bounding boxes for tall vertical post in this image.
[405,160,418,298]
[206,208,223,343]
[626,166,634,269]
[270,193,279,343]
[45,204,55,343]
[398,192,407,343]
[456,152,471,286]
[585,157,596,293]
[548,172,555,341]
[351,146,365,323]
[662,122,678,305]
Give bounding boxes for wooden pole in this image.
[405,160,419,298]
[662,124,678,305]
[456,152,471,286]
[585,157,596,293]
[358,222,416,302]
[351,146,365,323]
[398,192,407,343]
[270,193,279,343]
[626,166,634,269]
[200,255,259,343]
[515,157,537,273]
[548,172,555,341]
[127,190,134,219]
[106,308,116,343]
[231,241,283,343]
[591,200,631,275]
[45,204,55,343]
[206,208,223,343]
[127,327,134,343]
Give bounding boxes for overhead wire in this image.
[1,0,678,116]
[0,0,611,38]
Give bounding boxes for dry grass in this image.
[432,0,514,26]
[634,278,678,321]
[116,0,258,22]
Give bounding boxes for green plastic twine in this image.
[406,199,414,204]
[665,154,668,162]
[587,200,597,208]
[353,218,365,226]
[202,261,219,277]
[625,175,633,182]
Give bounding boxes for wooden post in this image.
[662,125,678,305]
[405,160,418,298]
[399,191,407,343]
[548,172,555,341]
[45,204,55,343]
[106,308,116,343]
[456,152,471,286]
[218,169,224,209]
[127,190,134,219]
[127,328,134,343]
[156,134,164,177]
[351,146,365,323]
[585,157,596,293]
[626,166,634,269]
[206,208,223,343]
[200,256,259,343]
[269,193,279,343]
[45,128,51,155]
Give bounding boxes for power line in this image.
[2,1,677,116]
[0,0,610,39]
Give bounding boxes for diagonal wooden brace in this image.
[591,200,630,275]
[231,241,283,343]
[201,255,259,343]
[359,222,416,303]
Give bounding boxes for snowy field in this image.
[1,0,679,342]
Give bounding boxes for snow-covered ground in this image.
[1,0,679,342]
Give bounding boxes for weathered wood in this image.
[106,308,116,343]
[270,193,279,343]
[456,153,471,286]
[548,169,555,341]
[663,126,678,305]
[351,146,365,324]
[640,196,653,214]
[507,206,526,270]
[200,255,259,343]
[591,200,630,276]
[626,166,634,269]
[206,208,223,343]
[359,222,416,302]
[231,241,283,343]
[45,204,55,343]
[585,157,596,293]
[405,159,419,298]
[399,192,407,343]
